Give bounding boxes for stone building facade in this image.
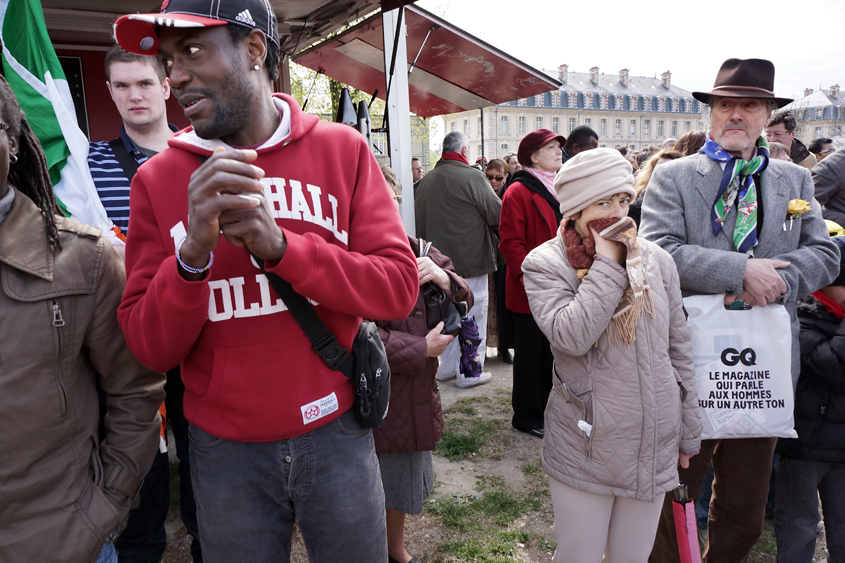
[781,85,844,146]
[447,65,705,160]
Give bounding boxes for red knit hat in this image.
[518,129,566,167]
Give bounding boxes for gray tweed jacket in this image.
[640,153,840,386]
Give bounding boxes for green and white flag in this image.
[0,0,117,242]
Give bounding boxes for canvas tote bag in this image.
[683,294,797,440]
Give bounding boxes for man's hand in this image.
[592,227,626,266]
[417,257,451,291]
[741,258,790,307]
[179,147,283,280]
[425,322,455,357]
[218,195,287,262]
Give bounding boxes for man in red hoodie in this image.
[113,1,418,561]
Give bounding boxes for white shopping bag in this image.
[683,294,797,440]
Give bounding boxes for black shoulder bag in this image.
[253,255,390,429]
[108,138,141,181]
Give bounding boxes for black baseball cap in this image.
[114,0,279,56]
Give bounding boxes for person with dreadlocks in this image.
[0,76,165,563]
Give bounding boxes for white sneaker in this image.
[456,371,492,388]
[436,371,457,381]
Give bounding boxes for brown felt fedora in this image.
[693,58,793,108]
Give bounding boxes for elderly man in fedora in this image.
[640,58,839,562]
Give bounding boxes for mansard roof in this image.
[499,70,703,113]
[784,89,843,110]
[557,71,694,99]
[783,89,845,122]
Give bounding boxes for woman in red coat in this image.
[375,165,473,563]
[499,129,565,438]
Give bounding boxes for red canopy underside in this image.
[294,5,560,118]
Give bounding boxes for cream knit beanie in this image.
[554,148,636,217]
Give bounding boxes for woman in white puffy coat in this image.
[522,149,701,563]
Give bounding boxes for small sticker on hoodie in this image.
[301,392,339,425]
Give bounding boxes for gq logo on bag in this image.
[720,348,757,367]
[683,294,797,440]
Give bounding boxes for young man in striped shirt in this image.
[88,45,202,563]
[88,45,175,243]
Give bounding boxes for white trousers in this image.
[549,477,665,563]
[436,274,488,377]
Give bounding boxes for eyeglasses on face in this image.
[765,129,793,138]
[392,194,403,205]
[0,122,9,132]
[486,174,504,182]
[820,148,836,155]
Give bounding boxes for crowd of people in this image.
[409,56,845,563]
[3,0,845,561]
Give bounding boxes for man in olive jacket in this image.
[415,131,501,388]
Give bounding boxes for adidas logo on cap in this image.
[235,9,256,27]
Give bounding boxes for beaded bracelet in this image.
[175,237,214,274]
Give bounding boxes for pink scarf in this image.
[525,167,558,200]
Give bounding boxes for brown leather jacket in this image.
[0,192,165,563]
[373,237,473,454]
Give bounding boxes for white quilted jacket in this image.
[523,232,701,502]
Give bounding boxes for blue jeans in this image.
[95,543,117,563]
[766,453,779,516]
[696,464,714,530]
[189,408,387,563]
[774,457,845,563]
[115,450,169,563]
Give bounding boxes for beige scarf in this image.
[560,216,654,347]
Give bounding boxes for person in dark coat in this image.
[375,165,473,563]
[499,129,565,438]
[774,236,845,563]
[415,132,500,388]
[502,152,520,191]
[562,125,599,164]
[813,148,845,229]
[485,158,515,363]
